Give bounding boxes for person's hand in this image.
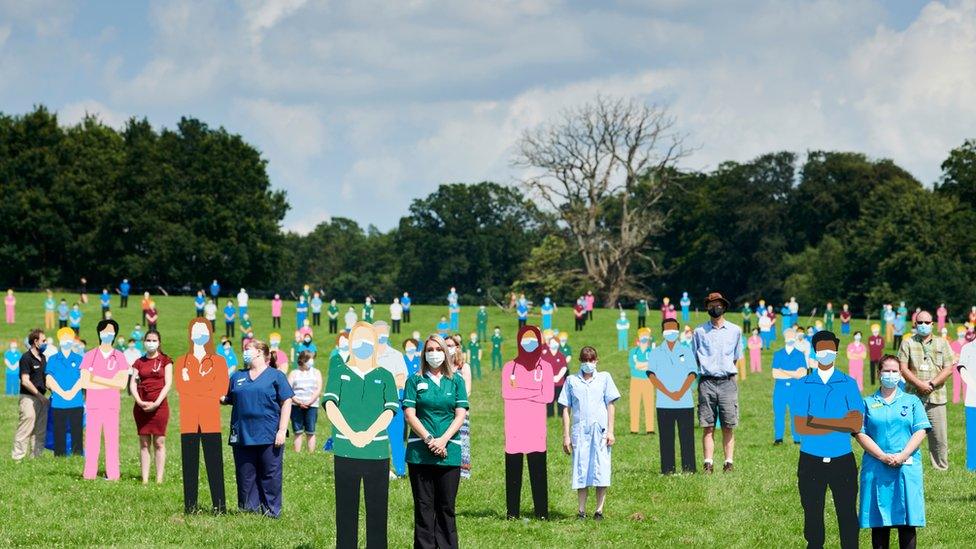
[604,432,616,447]
[350,431,371,448]
[274,428,286,447]
[431,437,448,457]
[563,436,573,455]
[916,383,932,395]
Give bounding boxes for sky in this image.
[2,0,975,233]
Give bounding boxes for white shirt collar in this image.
[425,371,442,386]
[817,366,835,384]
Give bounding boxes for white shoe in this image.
[389,471,398,480]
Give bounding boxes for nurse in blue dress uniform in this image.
[854,354,930,549]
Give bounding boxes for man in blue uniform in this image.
[772,328,807,445]
[792,330,864,549]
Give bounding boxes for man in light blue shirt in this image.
[401,292,412,323]
[691,292,742,473]
[648,318,697,473]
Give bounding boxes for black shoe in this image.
[723,462,734,473]
[577,511,587,520]
[774,439,783,446]
[703,462,714,474]
[593,511,604,521]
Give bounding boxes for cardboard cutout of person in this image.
[374,321,407,478]
[616,312,630,351]
[628,328,656,434]
[174,318,229,513]
[868,324,884,386]
[771,329,806,445]
[540,297,555,331]
[79,319,128,480]
[956,343,976,471]
[448,287,460,332]
[680,292,691,323]
[747,329,763,373]
[327,299,340,334]
[636,299,647,329]
[846,332,867,391]
[792,330,864,549]
[502,325,554,520]
[46,327,84,456]
[950,327,968,404]
[323,321,398,548]
[647,319,696,473]
[491,327,504,371]
[5,289,16,324]
[476,306,488,343]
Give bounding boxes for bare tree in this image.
[514,96,689,307]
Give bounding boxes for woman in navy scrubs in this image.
[223,339,294,517]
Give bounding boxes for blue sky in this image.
[2,0,974,232]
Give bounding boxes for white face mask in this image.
[145,341,159,352]
[426,351,445,368]
[306,359,315,368]
[549,341,559,351]
[446,346,456,357]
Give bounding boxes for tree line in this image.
[2,103,975,315]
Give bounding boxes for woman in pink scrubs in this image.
[747,329,763,373]
[4,289,14,324]
[950,327,968,404]
[80,319,129,480]
[502,324,554,520]
[846,331,866,391]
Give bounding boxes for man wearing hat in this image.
[690,292,742,473]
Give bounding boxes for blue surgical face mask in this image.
[378,335,389,345]
[916,323,932,336]
[339,344,349,352]
[880,372,901,389]
[520,339,539,352]
[242,349,254,365]
[815,350,837,366]
[100,332,115,344]
[580,362,596,374]
[663,330,679,342]
[192,333,210,346]
[351,341,374,360]
[38,343,48,353]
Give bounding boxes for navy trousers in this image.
[232,444,284,518]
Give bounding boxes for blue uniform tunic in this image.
[859,389,930,527]
[792,369,864,458]
[558,370,620,489]
[227,368,295,446]
[772,347,806,442]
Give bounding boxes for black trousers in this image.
[797,452,858,549]
[657,407,696,474]
[181,432,226,513]
[58,319,68,328]
[892,335,903,350]
[546,386,565,418]
[328,318,338,334]
[208,319,215,332]
[101,306,109,319]
[142,309,147,324]
[587,310,592,321]
[312,312,321,326]
[196,309,204,318]
[575,317,584,331]
[335,456,389,549]
[743,319,751,333]
[638,316,646,329]
[392,320,401,334]
[872,526,916,549]
[505,451,548,519]
[404,309,411,323]
[120,295,128,308]
[869,360,878,385]
[52,407,83,456]
[226,321,235,338]
[272,316,281,328]
[408,464,461,549]
[518,319,526,329]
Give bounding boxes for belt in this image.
[701,374,736,381]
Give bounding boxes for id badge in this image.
[229,428,239,444]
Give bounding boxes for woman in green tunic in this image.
[403,334,468,549]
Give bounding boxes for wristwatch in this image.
[424,434,434,443]
[928,381,936,391]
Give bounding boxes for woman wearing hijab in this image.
[501,325,554,520]
[174,318,229,513]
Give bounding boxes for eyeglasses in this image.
[917,321,932,325]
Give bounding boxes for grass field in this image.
[0,291,972,548]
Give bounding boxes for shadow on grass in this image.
[457,508,573,521]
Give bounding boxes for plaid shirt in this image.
[898,335,956,405]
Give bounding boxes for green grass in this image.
[0,291,972,548]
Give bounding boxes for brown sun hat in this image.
[703,292,730,308]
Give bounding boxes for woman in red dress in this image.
[130,330,174,484]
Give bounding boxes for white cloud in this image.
[59,99,129,128]
[234,98,329,163]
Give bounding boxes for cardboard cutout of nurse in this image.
[323,321,398,548]
[502,325,554,520]
[79,319,129,480]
